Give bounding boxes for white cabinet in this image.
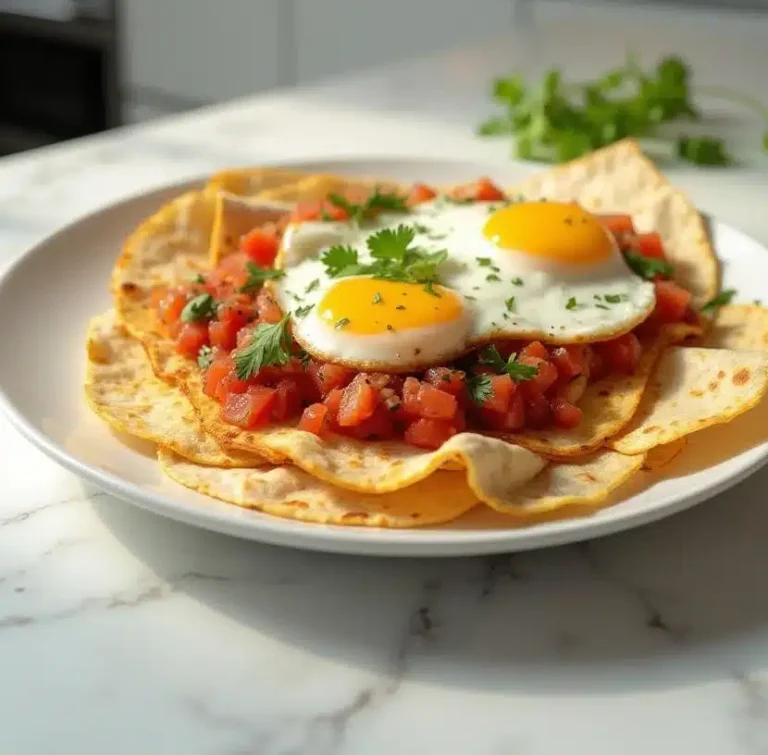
[120,0,510,119]
[293,0,514,84]
[121,0,283,105]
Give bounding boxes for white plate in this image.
[0,156,766,557]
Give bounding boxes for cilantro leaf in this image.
[677,136,731,166]
[295,304,314,318]
[624,251,675,280]
[566,296,578,310]
[367,225,415,261]
[467,374,493,404]
[701,289,737,314]
[321,245,361,277]
[233,315,292,380]
[196,344,213,370]
[477,345,538,384]
[328,188,408,223]
[505,296,516,312]
[239,262,286,293]
[181,293,216,322]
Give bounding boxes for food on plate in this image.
[90,138,768,529]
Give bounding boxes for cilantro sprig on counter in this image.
[478,54,768,166]
[321,225,447,295]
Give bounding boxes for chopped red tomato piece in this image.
[583,345,607,382]
[209,296,252,351]
[407,183,438,206]
[550,345,585,381]
[214,371,249,403]
[291,200,322,223]
[345,403,396,440]
[322,388,344,426]
[320,199,349,222]
[522,388,551,428]
[551,397,583,429]
[255,287,283,324]
[401,377,421,416]
[519,341,549,361]
[203,358,233,399]
[633,232,665,260]
[455,177,505,202]
[175,322,209,358]
[480,374,515,414]
[416,382,458,420]
[272,378,303,421]
[404,418,457,450]
[505,394,526,431]
[205,253,250,299]
[599,332,642,374]
[308,362,355,396]
[424,367,466,397]
[653,279,692,323]
[222,385,277,429]
[240,227,280,266]
[367,373,404,393]
[519,356,558,393]
[298,403,329,436]
[337,375,377,427]
[598,214,635,236]
[157,287,188,327]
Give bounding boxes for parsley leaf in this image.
[467,374,493,404]
[239,262,286,293]
[624,251,675,280]
[295,304,314,318]
[181,293,216,322]
[234,314,292,380]
[477,53,768,166]
[367,225,415,261]
[701,289,737,314]
[196,344,213,370]
[478,345,538,383]
[321,245,362,277]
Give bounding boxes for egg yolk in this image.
[317,278,464,335]
[483,201,613,264]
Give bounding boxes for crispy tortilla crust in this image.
[510,139,719,309]
[609,346,768,454]
[85,311,261,468]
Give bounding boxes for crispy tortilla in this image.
[85,311,260,467]
[704,305,768,351]
[609,347,768,454]
[512,139,718,308]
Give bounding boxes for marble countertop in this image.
[3,3,768,753]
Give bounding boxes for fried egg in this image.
[274,199,655,370]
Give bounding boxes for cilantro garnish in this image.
[505,296,516,312]
[467,374,493,404]
[372,292,383,304]
[181,293,216,323]
[239,262,286,293]
[701,289,737,314]
[511,277,524,287]
[478,345,538,383]
[196,344,213,370]
[566,296,578,310]
[595,303,609,310]
[327,188,408,224]
[477,54,768,165]
[321,224,447,294]
[477,257,493,267]
[486,274,501,282]
[191,273,205,284]
[624,251,675,281]
[604,293,628,304]
[233,314,292,380]
[305,279,320,294]
[295,304,314,318]
[335,317,350,330]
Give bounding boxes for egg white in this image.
[274,201,656,369]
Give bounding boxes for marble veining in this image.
[3,7,768,752]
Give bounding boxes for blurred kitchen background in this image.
[0,0,765,157]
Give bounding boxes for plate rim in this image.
[0,154,766,557]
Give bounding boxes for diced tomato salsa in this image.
[153,180,700,450]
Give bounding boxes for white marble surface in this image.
[3,3,768,753]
